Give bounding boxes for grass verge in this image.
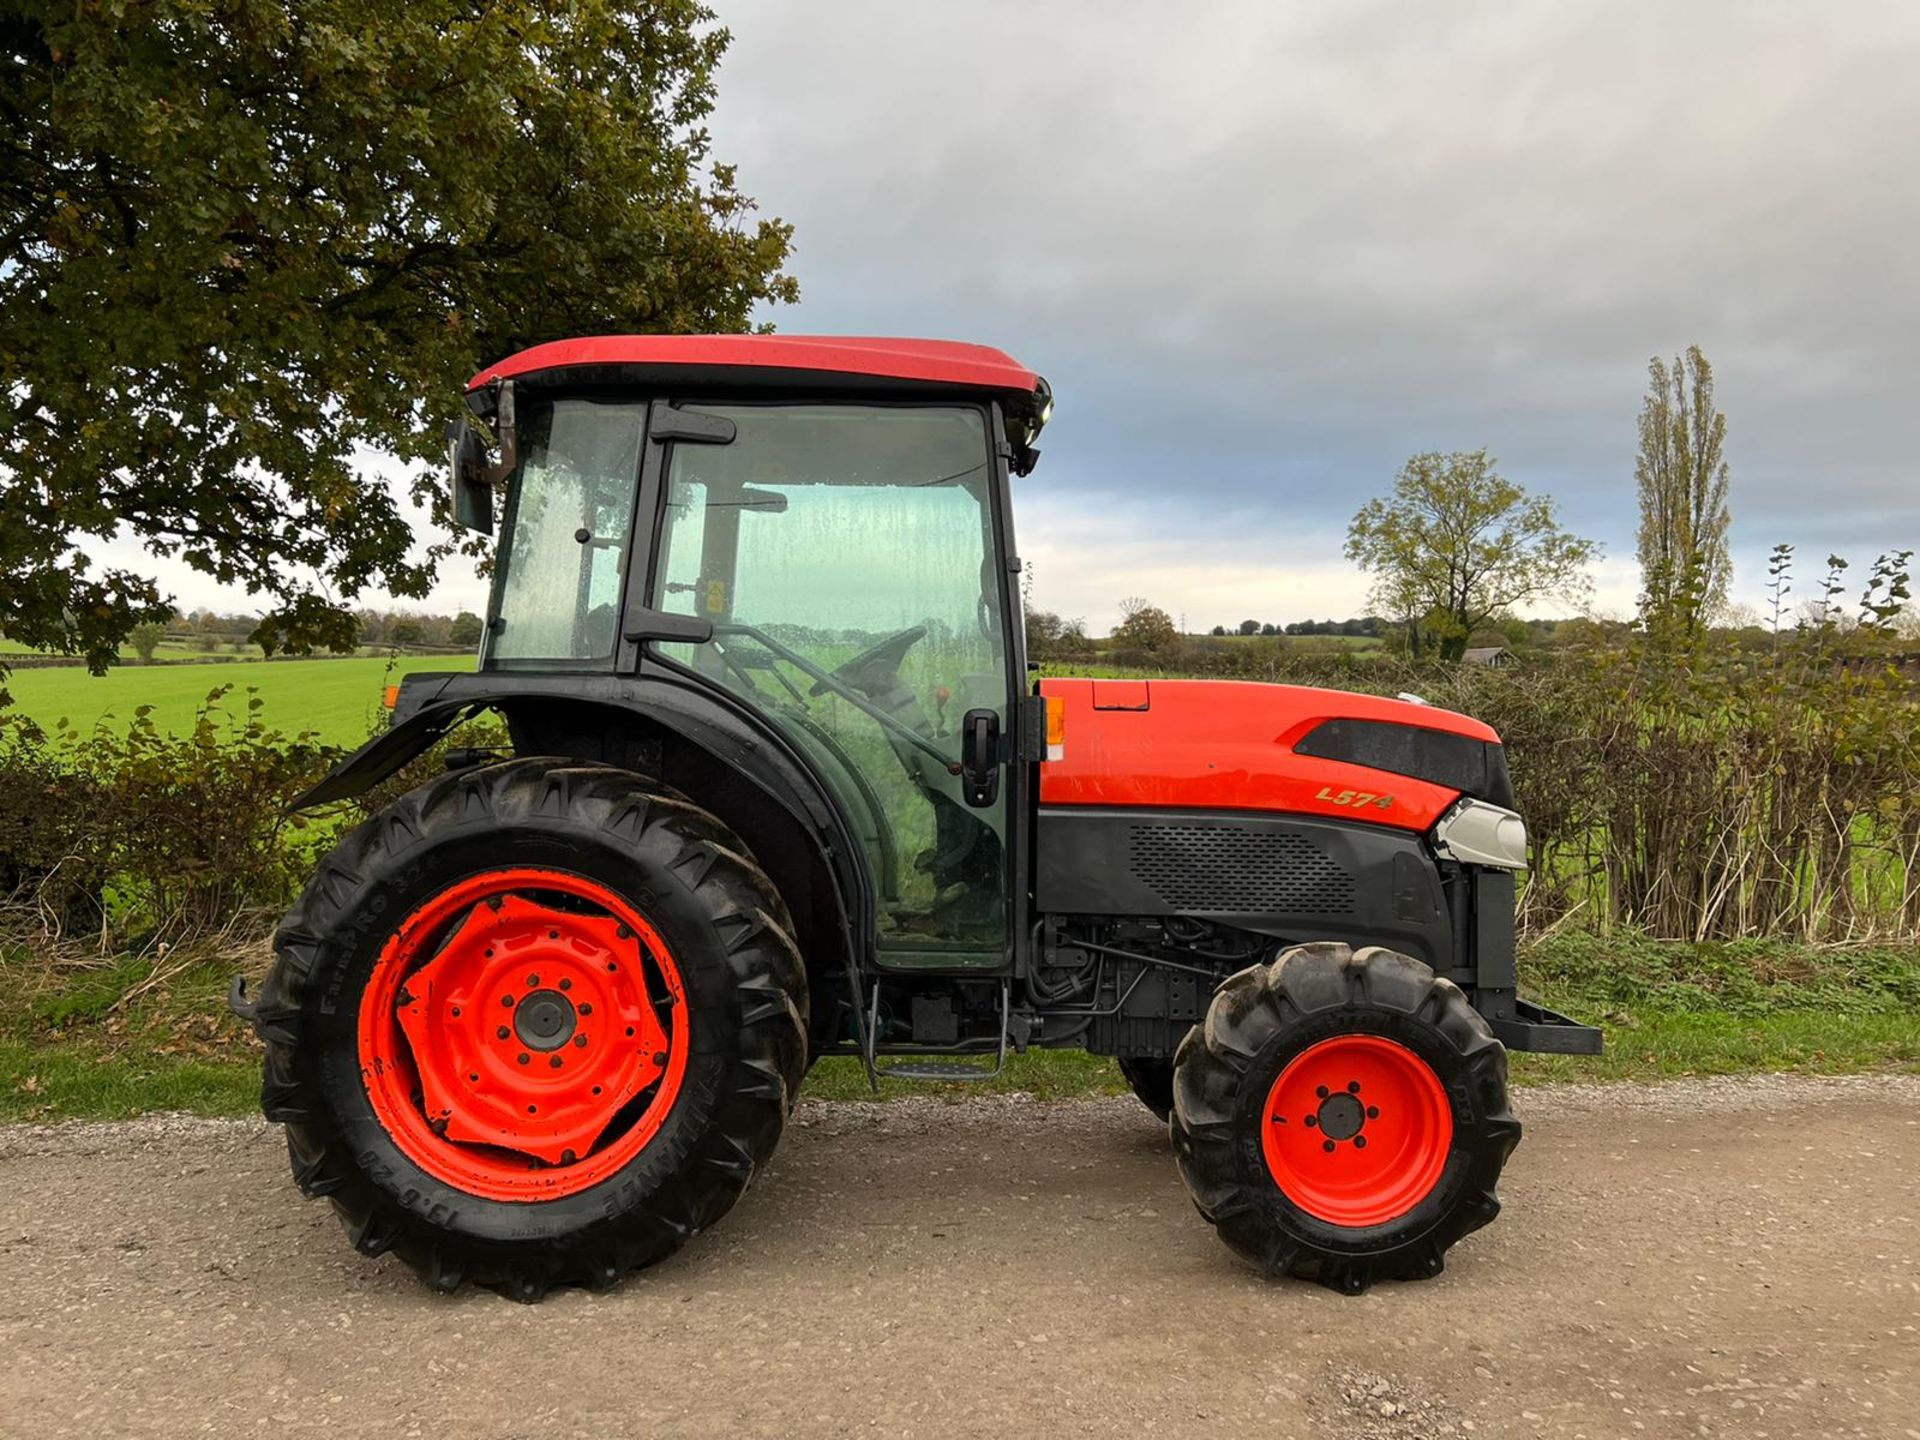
[2,934,1915,1123]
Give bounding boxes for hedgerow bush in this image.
[4,634,1918,949]
[0,688,337,940]
[1057,631,1920,943]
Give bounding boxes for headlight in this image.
[1432,798,1529,870]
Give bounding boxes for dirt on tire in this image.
[2,1072,1916,1439]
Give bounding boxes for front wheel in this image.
[1171,942,1519,1294]
[1117,1056,1175,1123]
[246,758,808,1300]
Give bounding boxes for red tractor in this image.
[236,335,1598,1301]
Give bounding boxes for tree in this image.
[128,621,166,663]
[1634,346,1731,640]
[1110,597,1179,663]
[388,619,425,650]
[1,2,796,676]
[449,611,485,648]
[1345,450,1597,663]
[1208,624,1227,637]
[1237,618,1261,637]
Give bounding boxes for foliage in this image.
[449,610,485,648]
[1,0,796,672]
[1048,586,1920,944]
[1024,607,1092,663]
[0,679,511,946]
[1635,346,1731,641]
[127,622,166,663]
[1108,597,1179,665]
[1345,451,1598,662]
[0,690,335,937]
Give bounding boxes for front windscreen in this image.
[486,397,645,666]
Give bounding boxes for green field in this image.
[1,655,471,745]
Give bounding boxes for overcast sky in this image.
[133,0,1919,632]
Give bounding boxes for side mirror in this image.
[446,381,519,536]
[445,420,494,534]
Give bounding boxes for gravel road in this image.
[2,1073,1916,1440]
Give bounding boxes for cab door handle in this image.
[960,708,1001,807]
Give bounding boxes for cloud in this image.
[123,1,1918,633]
[708,0,1920,623]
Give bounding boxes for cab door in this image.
[642,400,1018,968]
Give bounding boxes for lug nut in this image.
[573,1035,588,1049]
[517,1052,530,1065]
[1322,1140,1336,1153]
[497,1026,511,1040]
[549,1056,563,1069]
[1354,1135,1368,1149]
[559,978,572,992]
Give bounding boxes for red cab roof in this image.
[468,334,1039,394]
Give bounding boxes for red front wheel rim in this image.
[356,867,690,1202]
[1260,1034,1453,1227]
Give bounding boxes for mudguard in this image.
[285,670,873,1061]
[289,684,476,811]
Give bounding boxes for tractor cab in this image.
[448,337,1051,969]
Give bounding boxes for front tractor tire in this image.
[1171,943,1519,1295]
[1117,1056,1176,1123]
[245,758,808,1301]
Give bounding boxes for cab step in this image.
[864,978,1011,1085]
[875,1059,1003,1082]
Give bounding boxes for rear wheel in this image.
[1171,942,1518,1294]
[246,758,807,1300]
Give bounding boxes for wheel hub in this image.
[1260,1034,1453,1228]
[1314,1087,1366,1142]
[513,988,578,1051]
[357,869,689,1201]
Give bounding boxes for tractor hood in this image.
[1035,678,1510,833]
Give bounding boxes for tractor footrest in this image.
[876,1059,1001,1082]
[1488,999,1604,1055]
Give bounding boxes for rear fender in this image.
[288,672,867,1041]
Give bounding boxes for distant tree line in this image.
[1206,617,1386,638]
[99,607,492,661]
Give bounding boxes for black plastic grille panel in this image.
[1126,823,1356,913]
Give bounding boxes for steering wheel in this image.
[810,624,927,697]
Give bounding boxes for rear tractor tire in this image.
[1171,942,1519,1295]
[244,757,808,1301]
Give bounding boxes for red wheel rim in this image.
[1259,1035,1452,1227]
[356,867,689,1202]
